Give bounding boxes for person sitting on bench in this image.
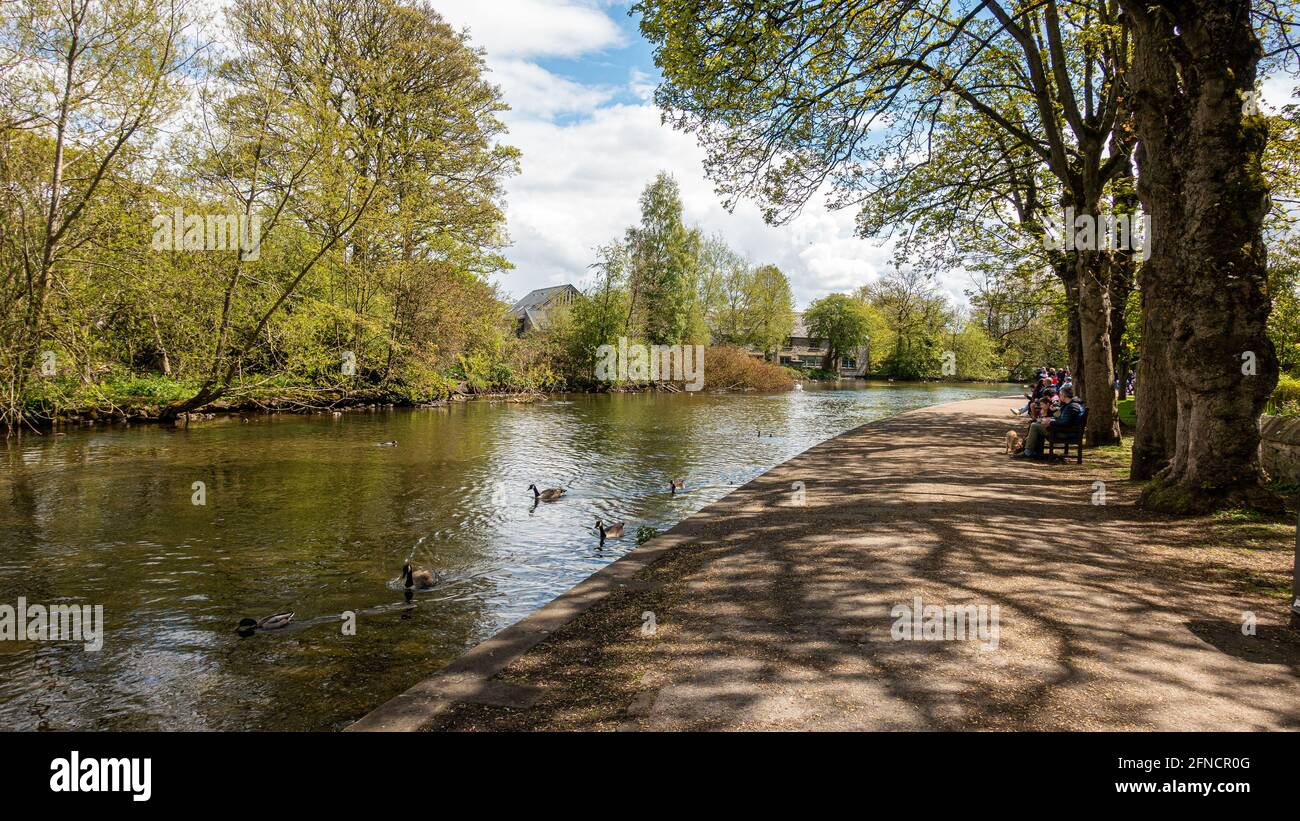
[1015,385,1084,459]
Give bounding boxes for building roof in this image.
[790,311,811,338]
[510,284,580,317]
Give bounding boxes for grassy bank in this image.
[15,347,797,428]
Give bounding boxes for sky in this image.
[196,0,1299,312]
[432,0,901,310]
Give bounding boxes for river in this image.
[0,381,1015,730]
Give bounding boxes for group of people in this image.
[1010,367,1085,459]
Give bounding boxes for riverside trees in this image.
[0,0,520,427]
[636,0,1299,513]
[555,171,797,377]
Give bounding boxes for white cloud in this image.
[435,0,625,59]
[424,1,974,309]
[495,103,921,308]
[489,60,615,119]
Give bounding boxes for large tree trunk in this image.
[1130,265,1178,479]
[1124,0,1279,512]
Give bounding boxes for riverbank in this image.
[350,396,1299,731]
[10,344,802,430]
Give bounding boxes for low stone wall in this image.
[1261,414,1300,484]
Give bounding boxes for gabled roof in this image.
[790,311,812,338]
[510,284,580,317]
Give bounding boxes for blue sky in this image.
[432,0,901,310]
[209,1,1298,311]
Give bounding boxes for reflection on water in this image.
[0,381,1012,730]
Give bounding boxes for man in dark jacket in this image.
[1016,386,1084,459]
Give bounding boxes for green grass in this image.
[1213,507,1267,523]
[1091,435,1133,480]
[1116,397,1136,428]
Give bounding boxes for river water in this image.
[0,381,1014,730]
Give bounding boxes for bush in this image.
[1267,374,1300,417]
[702,346,795,391]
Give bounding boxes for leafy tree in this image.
[0,0,193,428]
[804,293,872,372]
[636,0,1137,446]
[744,264,795,359]
[626,172,700,344]
[861,268,953,379]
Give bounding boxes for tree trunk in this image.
[1076,248,1120,446]
[1057,262,1086,399]
[1124,0,1279,512]
[1130,267,1178,480]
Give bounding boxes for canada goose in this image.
[670,478,685,494]
[402,561,441,590]
[376,440,397,447]
[596,520,626,543]
[237,612,294,632]
[528,484,565,501]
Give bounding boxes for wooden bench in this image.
[1045,407,1087,464]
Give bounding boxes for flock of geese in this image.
[237,477,684,635]
[238,424,784,635]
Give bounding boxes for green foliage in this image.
[860,268,955,379]
[745,264,796,357]
[944,321,1001,380]
[804,293,873,371]
[1,0,524,423]
[628,173,700,345]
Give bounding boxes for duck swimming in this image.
[670,478,685,494]
[528,484,565,501]
[376,440,397,447]
[402,561,441,590]
[596,520,626,544]
[237,612,294,632]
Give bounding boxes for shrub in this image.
[702,345,795,391]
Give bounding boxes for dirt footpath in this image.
[363,396,1300,731]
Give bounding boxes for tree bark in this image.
[1130,265,1178,479]
[1075,248,1120,445]
[1123,0,1279,512]
[1057,263,1086,399]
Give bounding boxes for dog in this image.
[1004,430,1024,454]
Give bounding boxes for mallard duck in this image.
[237,612,294,632]
[402,561,441,590]
[596,520,626,543]
[528,484,565,501]
[670,478,685,494]
[376,440,397,447]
